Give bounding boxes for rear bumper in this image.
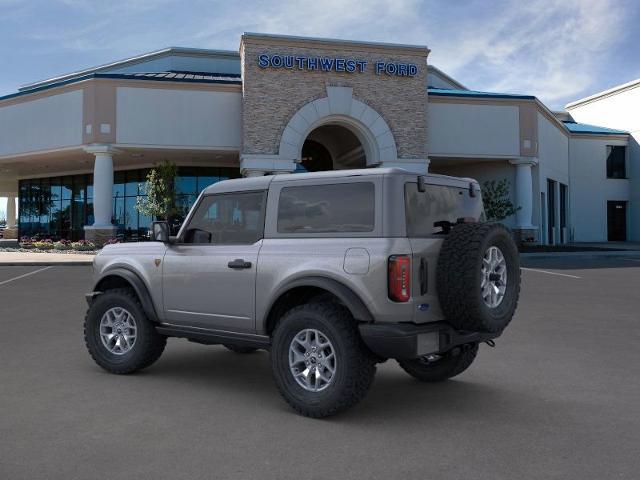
[359,321,501,360]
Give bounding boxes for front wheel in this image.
[84,288,166,374]
[270,302,376,418]
[397,343,479,382]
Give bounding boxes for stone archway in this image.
[278,86,398,168]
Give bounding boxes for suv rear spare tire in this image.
[436,223,520,333]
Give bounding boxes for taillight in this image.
[388,255,411,302]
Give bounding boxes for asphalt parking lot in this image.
[1,257,640,480]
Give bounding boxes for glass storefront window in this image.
[113,196,125,231]
[18,166,240,241]
[61,177,73,200]
[197,176,218,193]
[113,171,125,199]
[86,175,94,200]
[176,171,198,195]
[73,176,86,201]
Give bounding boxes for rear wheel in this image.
[270,302,376,418]
[84,288,166,374]
[397,343,479,382]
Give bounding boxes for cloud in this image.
[189,0,426,47]
[185,0,634,107]
[2,0,636,109]
[424,0,632,107]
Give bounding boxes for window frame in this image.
[175,189,268,246]
[265,178,382,239]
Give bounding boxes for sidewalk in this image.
[568,242,640,251]
[521,242,640,259]
[0,251,94,266]
[521,251,640,259]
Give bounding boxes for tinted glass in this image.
[405,183,467,236]
[606,146,626,179]
[277,183,375,234]
[113,171,125,198]
[61,177,73,200]
[183,192,265,245]
[125,171,139,196]
[17,167,239,241]
[176,170,198,195]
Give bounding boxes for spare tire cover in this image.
[436,223,520,333]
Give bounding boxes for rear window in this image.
[405,183,466,236]
[277,182,375,234]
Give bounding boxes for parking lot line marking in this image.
[521,268,581,279]
[0,266,52,286]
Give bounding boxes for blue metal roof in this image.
[0,71,242,102]
[428,87,535,100]
[562,121,628,135]
[118,71,241,82]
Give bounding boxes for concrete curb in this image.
[521,251,640,259]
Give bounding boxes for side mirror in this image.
[151,221,170,243]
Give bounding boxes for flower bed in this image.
[0,236,122,254]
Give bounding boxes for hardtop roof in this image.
[201,168,478,194]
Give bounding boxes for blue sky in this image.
[1,0,639,108]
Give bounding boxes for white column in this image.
[509,158,538,230]
[6,195,16,229]
[84,145,118,228]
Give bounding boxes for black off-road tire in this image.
[223,344,258,354]
[397,343,479,382]
[84,288,167,374]
[437,223,520,333]
[271,302,376,418]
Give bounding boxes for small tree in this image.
[482,179,520,222]
[135,160,178,221]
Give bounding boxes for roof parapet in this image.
[19,47,240,93]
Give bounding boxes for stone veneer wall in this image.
[240,36,429,161]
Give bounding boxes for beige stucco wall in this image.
[0,89,83,157]
[240,35,429,161]
[427,102,520,157]
[116,86,242,148]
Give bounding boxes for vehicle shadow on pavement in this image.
[132,342,532,421]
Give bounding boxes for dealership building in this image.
[0,33,636,244]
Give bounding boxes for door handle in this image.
[228,259,252,269]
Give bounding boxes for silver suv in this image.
[84,168,521,417]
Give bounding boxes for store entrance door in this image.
[607,201,627,241]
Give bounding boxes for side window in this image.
[182,191,265,245]
[277,182,375,234]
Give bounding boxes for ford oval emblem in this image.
[418,303,429,312]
